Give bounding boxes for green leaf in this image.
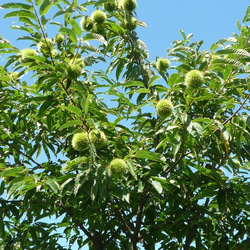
[210,43,219,52]
[179,29,186,40]
[216,48,250,57]
[191,122,203,137]
[70,19,82,37]
[148,76,160,88]
[136,20,148,28]
[4,10,37,20]
[173,135,181,159]
[81,44,101,54]
[1,3,32,10]
[216,37,237,45]
[151,180,163,194]
[126,159,137,180]
[123,80,144,88]
[134,150,166,163]
[74,172,86,196]
[115,58,126,80]
[0,181,5,195]
[37,96,53,118]
[45,179,59,194]
[95,0,115,5]
[243,5,250,23]
[63,157,88,171]
[59,120,83,130]
[122,191,130,203]
[35,0,43,6]
[0,111,13,128]
[83,33,107,46]
[126,88,150,94]
[84,94,93,115]
[46,113,53,132]
[137,39,149,59]
[217,189,226,213]
[59,27,77,44]
[65,104,83,118]
[39,0,53,15]
[7,176,34,199]
[0,167,23,177]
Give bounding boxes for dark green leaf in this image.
[217,189,226,213]
[173,135,181,159]
[0,181,5,195]
[37,96,54,118]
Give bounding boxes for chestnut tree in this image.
[0,0,250,249]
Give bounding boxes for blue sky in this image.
[136,0,249,59]
[1,1,249,60]
[0,0,249,249]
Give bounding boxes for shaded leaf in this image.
[217,189,226,213]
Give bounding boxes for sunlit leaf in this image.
[39,0,54,15]
[134,150,166,163]
[151,180,163,194]
[4,10,36,20]
[59,120,83,130]
[83,33,107,46]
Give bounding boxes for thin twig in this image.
[213,92,250,133]
[113,197,134,237]
[1,139,44,168]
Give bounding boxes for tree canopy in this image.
[0,0,250,249]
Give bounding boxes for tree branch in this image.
[104,227,121,247]
[112,198,134,238]
[131,202,144,249]
[184,224,198,250]
[135,203,143,236]
[214,93,250,133]
[79,224,104,250]
[184,197,210,249]
[0,139,44,169]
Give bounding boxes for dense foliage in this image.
[0,1,250,249]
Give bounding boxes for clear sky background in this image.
[1,1,249,62]
[0,0,249,249]
[136,0,249,59]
